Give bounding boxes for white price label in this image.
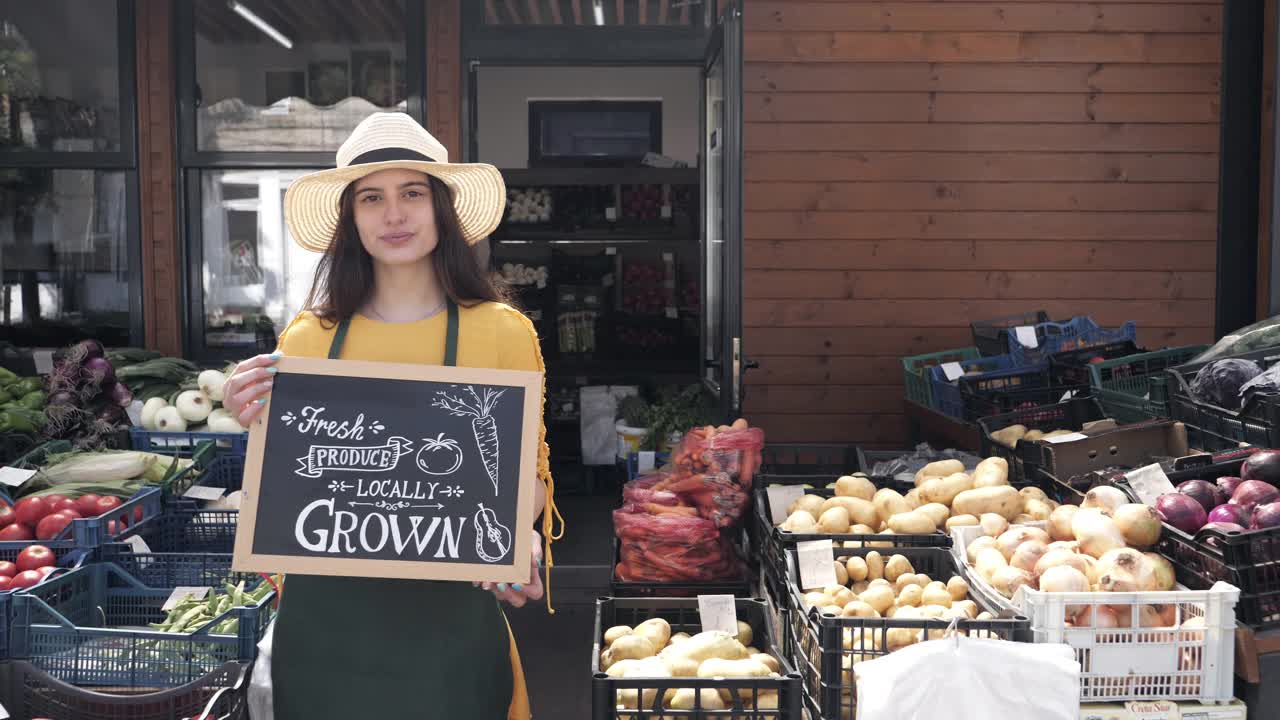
[606,207,618,221]
[698,594,738,635]
[1125,463,1177,506]
[941,362,964,382]
[183,485,226,501]
[637,451,656,473]
[0,466,36,488]
[0,699,8,719]
[1043,432,1088,444]
[125,535,152,554]
[661,205,672,219]
[162,586,210,611]
[662,252,674,262]
[665,307,679,319]
[33,350,54,375]
[796,539,838,591]
[766,484,805,525]
[605,246,617,256]
[1014,326,1039,349]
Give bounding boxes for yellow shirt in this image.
[275,301,561,720]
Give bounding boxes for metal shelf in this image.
[501,167,697,186]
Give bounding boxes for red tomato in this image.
[0,575,12,591]
[16,545,54,572]
[75,493,102,516]
[35,565,57,578]
[42,494,68,508]
[0,524,34,542]
[51,498,79,515]
[0,504,16,529]
[13,497,50,527]
[8,570,43,589]
[134,506,145,523]
[95,496,123,516]
[106,520,120,535]
[35,513,75,541]
[0,561,14,577]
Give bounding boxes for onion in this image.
[1096,548,1158,592]
[1231,480,1280,512]
[1251,501,1280,530]
[1156,603,1179,627]
[1207,504,1249,526]
[1155,493,1207,534]
[1217,476,1243,497]
[76,339,104,359]
[1047,540,1080,553]
[96,405,124,424]
[1074,605,1121,628]
[1048,505,1079,542]
[1241,449,1280,487]
[1137,604,1171,628]
[1010,540,1049,574]
[1144,552,1176,591]
[1083,486,1128,515]
[1038,565,1089,593]
[1112,503,1163,548]
[1072,508,1127,559]
[967,536,998,564]
[47,390,76,407]
[1034,548,1094,580]
[108,382,134,409]
[996,527,1050,560]
[990,566,1035,599]
[83,357,116,387]
[1176,479,1219,513]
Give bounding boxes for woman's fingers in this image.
[225,355,281,417]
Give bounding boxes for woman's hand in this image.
[475,530,544,608]
[222,352,281,426]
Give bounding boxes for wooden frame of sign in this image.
[233,356,542,584]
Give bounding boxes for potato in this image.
[973,457,1010,488]
[967,535,998,563]
[660,632,748,664]
[896,584,923,607]
[845,556,869,582]
[829,587,857,608]
[634,618,672,650]
[894,573,921,592]
[920,472,975,507]
[751,653,782,674]
[604,625,633,646]
[869,578,891,588]
[697,657,773,679]
[803,591,827,608]
[842,600,879,618]
[665,656,700,677]
[781,510,818,534]
[920,604,949,619]
[990,424,1027,448]
[850,581,870,595]
[915,459,964,486]
[952,486,1023,521]
[980,513,1010,537]
[866,530,898,548]
[835,475,876,501]
[819,605,843,617]
[946,514,980,530]
[884,554,914,583]
[834,560,849,586]
[820,497,879,528]
[975,548,1009,582]
[865,551,885,581]
[735,621,754,648]
[952,600,978,619]
[921,583,953,609]
[603,634,657,669]
[817,506,852,534]
[668,688,725,710]
[902,487,923,510]
[916,502,951,528]
[947,576,970,601]
[873,489,912,523]
[912,574,933,588]
[859,584,896,615]
[1019,486,1049,503]
[605,658,643,678]
[886,627,921,651]
[888,510,937,535]
[1023,429,1045,442]
[789,494,826,519]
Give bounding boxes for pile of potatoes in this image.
[989,424,1077,449]
[599,617,784,712]
[776,457,1059,540]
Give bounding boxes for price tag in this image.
[0,699,9,719]
[125,535,152,554]
[698,594,738,635]
[662,252,674,262]
[606,207,618,221]
[766,484,805,525]
[1044,432,1088,444]
[0,466,36,488]
[941,362,964,382]
[33,350,54,375]
[184,485,226,501]
[162,586,210,611]
[637,451,656,473]
[1014,326,1039,349]
[796,539,837,590]
[605,247,617,256]
[661,205,672,219]
[665,307,679,319]
[1125,463,1177,506]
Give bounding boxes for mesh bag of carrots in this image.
[613,508,744,583]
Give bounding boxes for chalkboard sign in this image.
[233,357,542,584]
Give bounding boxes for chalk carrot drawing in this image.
[433,386,505,494]
[474,503,512,563]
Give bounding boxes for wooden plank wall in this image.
[741,1,1223,445]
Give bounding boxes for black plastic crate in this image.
[0,432,38,467]
[610,537,751,599]
[977,397,1108,484]
[970,310,1051,357]
[0,660,248,720]
[784,545,1031,720]
[960,372,1090,422]
[1165,346,1280,451]
[1048,340,1144,388]
[757,444,860,485]
[591,597,803,720]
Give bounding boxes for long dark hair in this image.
[303,174,508,325]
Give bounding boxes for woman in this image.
[221,112,562,720]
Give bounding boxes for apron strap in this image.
[327,300,460,365]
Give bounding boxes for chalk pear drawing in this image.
[415,433,464,476]
[474,503,512,563]
[433,386,505,495]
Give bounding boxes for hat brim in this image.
[284,160,506,252]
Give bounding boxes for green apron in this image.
[271,301,515,719]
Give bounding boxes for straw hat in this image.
[284,112,505,251]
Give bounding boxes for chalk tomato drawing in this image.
[415,433,464,475]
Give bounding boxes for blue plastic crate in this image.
[163,452,244,500]
[130,428,248,459]
[624,451,670,480]
[0,486,164,556]
[137,499,238,556]
[1007,316,1138,367]
[9,558,275,688]
[0,547,93,660]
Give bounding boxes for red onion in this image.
[107,382,133,409]
[75,339,104,360]
[1177,480,1219,513]
[1217,476,1243,497]
[1156,493,1208,534]
[1231,480,1280,512]
[47,390,76,407]
[1241,450,1280,487]
[1207,503,1250,527]
[83,357,115,386]
[1251,502,1280,530]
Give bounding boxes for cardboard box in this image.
[1080,699,1247,720]
[1040,420,1190,482]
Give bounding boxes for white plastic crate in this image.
[949,524,1240,704]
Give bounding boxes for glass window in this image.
[0,168,132,346]
[483,0,704,27]
[194,0,408,152]
[197,169,321,352]
[0,1,122,152]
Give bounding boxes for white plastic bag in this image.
[248,616,275,720]
[853,631,1079,720]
